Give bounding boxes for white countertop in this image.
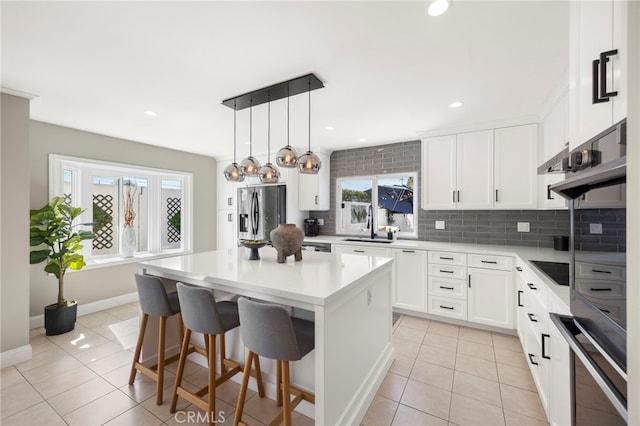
[139,247,393,307]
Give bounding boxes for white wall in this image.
[626,2,639,424]
[1,94,31,363]
[29,121,217,316]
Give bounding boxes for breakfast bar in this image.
[138,247,394,425]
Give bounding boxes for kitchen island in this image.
[138,247,394,425]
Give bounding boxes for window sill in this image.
[82,250,192,271]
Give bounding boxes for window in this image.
[50,154,192,265]
[336,172,418,239]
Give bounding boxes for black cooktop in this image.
[530,260,570,286]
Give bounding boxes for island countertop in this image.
[138,247,393,307]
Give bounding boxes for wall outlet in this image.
[435,220,445,230]
[590,223,603,234]
[517,222,530,232]
[317,218,324,226]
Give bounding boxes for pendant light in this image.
[298,77,322,174]
[239,98,261,176]
[259,95,281,183]
[223,103,245,182]
[275,86,299,168]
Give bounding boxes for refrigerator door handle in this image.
[251,191,260,237]
[549,313,628,422]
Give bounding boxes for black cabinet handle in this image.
[527,282,537,290]
[440,269,454,274]
[495,189,498,202]
[315,195,318,205]
[440,286,455,290]
[468,274,471,288]
[592,49,619,104]
[440,256,454,260]
[528,313,537,322]
[453,190,456,203]
[592,269,612,274]
[402,250,415,253]
[481,260,498,264]
[354,250,365,253]
[516,267,523,272]
[542,333,551,360]
[599,308,611,314]
[547,184,554,200]
[439,305,454,310]
[228,197,233,206]
[517,290,523,307]
[590,288,613,292]
[457,190,460,203]
[528,353,538,366]
[227,213,232,222]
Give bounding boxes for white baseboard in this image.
[0,344,33,368]
[29,292,139,329]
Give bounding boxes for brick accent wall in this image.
[310,141,624,251]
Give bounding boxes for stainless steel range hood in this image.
[550,156,626,199]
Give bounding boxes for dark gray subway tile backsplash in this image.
[310,140,624,251]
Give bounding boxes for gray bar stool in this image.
[234,297,315,426]
[129,273,196,405]
[172,283,265,425]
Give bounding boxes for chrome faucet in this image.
[368,204,376,240]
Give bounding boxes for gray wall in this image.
[29,121,217,316]
[312,140,570,248]
[1,94,31,355]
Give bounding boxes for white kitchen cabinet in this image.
[493,124,538,209]
[298,151,330,211]
[216,168,243,210]
[548,295,571,426]
[393,248,428,312]
[539,91,569,209]
[569,0,627,151]
[421,130,493,210]
[427,251,468,320]
[216,209,238,250]
[467,266,514,329]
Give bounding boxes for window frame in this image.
[335,172,418,239]
[49,154,193,268]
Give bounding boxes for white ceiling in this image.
[1,1,569,160]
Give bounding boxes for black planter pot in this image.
[44,301,78,336]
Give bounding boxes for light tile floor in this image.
[361,315,550,426]
[1,306,548,426]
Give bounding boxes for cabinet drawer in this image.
[575,262,625,281]
[428,277,467,300]
[468,253,513,271]
[428,251,466,266]
[428,264,467,280]
[575,279,625,299]
[332,244,390,256]
[582,296,626,325]
[429,296,467,320]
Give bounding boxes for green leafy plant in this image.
[29,197,95,307]
[168,210,181,233]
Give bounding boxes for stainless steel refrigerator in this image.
[237,184,287,241]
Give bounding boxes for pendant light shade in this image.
[224,105,245,182]
[240,101,261,177]
[259,98,281,183]
[276,88,299,168]
[298,78,321,174]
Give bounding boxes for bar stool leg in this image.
[253,354,265,398]
[156,316,167,405]
[233,350,254,426]
[171,328,192,413]
[282,361,291,426]
[276,360,283,406]
[207,333,216,426]
[219,333,227,375]
[129,313,149,385]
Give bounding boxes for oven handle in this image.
[549,313,628,422]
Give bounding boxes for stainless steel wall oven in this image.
[547,119,627,424]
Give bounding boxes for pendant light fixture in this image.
[223,103,245,182]
[239,98,261,177]
[298,77,322,174]
[275,86,299,168]
[259,95,281,183]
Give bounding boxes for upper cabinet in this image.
[422,125,537,210]
[494,124,538,209]
[298,151,331,211]
[569,0,627,151]
[540,92,569,209]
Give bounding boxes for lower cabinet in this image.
[427,251,468,320]
[393,249,428,312]
[467,267,514,329]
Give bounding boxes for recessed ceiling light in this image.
[450,101,464,108]
[360,138,367,142]
[144,110,157,116]
[427,0,450,16]
[325,125,334,131]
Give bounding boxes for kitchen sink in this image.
[342,238,393,244]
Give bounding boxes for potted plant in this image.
[29,196,95,335]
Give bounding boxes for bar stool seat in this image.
[171,283,265,426]
[129,273,195,405]
[234,297,315,426]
